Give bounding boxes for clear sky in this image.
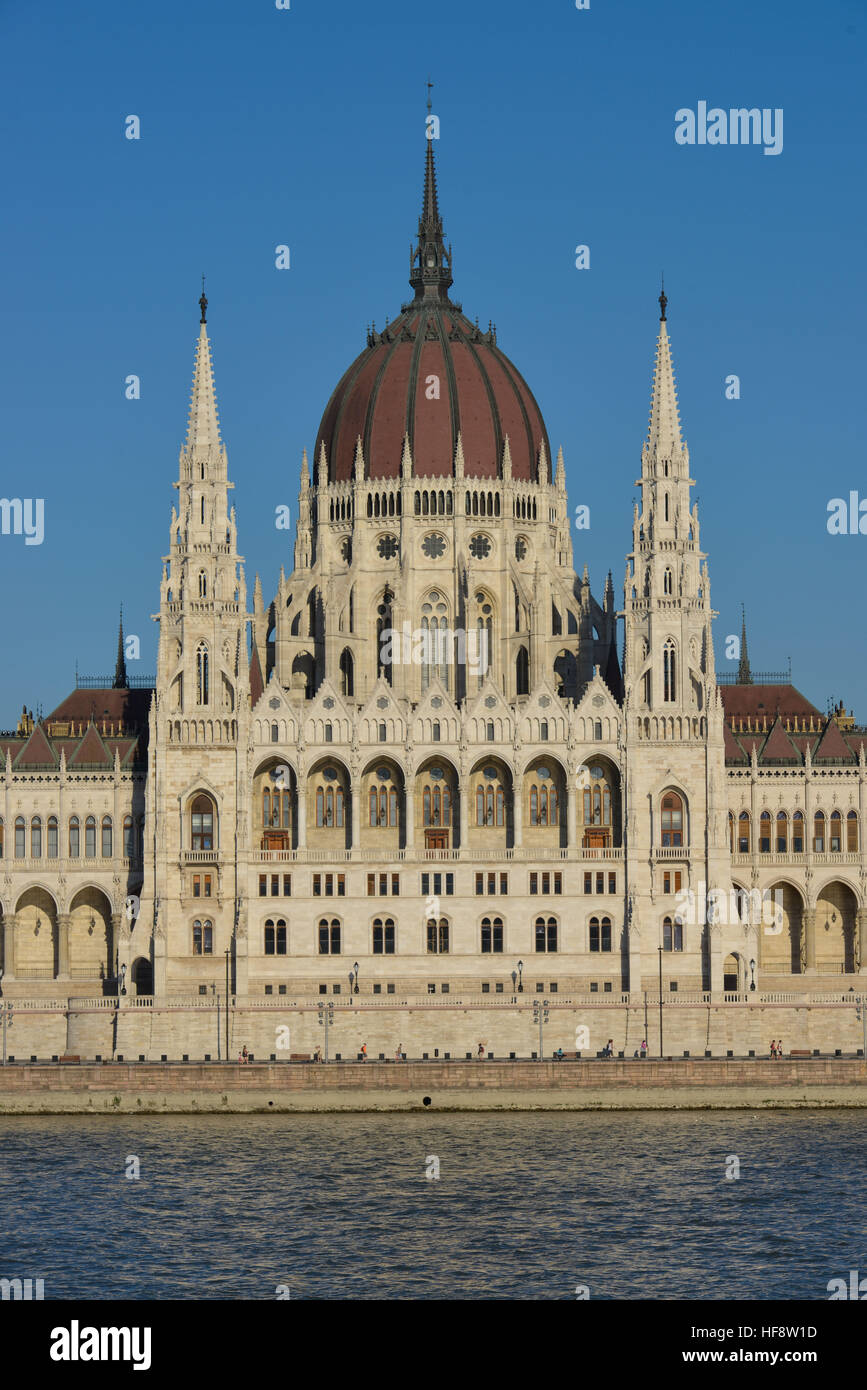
[1,0,864,728]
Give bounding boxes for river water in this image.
[0,1111,864,1300]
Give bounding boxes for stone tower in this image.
[138,289,251,997]
[621,290,729,991]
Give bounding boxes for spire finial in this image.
[113,605,128,689]
[410,106,454,304]
[199,274,208,325]
[659,273,667,323]
[738,603,752,685]
[426,77,433,114]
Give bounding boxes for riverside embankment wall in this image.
[1,1058,867,1112]
[3,995,867,1064]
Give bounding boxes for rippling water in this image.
[1,1112,865,1299]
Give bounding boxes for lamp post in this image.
[511,969,517,1001]
[749,957,756,993]
[119,962,127,997]
[224,948,231,1060]
[0,968,8,1066]
[318,1000,335,1061]
[853,990,867,1059]
[517,958,524,993]
[212,983,220,1060]
[532,995,549,1060]
[353,961,359,995]
[655,939,664,1056]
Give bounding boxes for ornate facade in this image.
[2,135,866,1035]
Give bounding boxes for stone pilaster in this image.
[1,913,16,979]
[56,913,71,980]
[803,909,817,973]
[858,909,867,974]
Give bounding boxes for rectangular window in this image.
[204,875,212,897]
[550,982,558,994]
[313,874,321,897]
[481,982,490,993]
[584,872,592,894]
[603,982,612,993]
[607,872,614,894]
[590,981,598,993]
[271,874,279,896]
[373,983,381,994]
[325,874,333,896]
[259,874,267,897]
[283,875,291,896]
[427,983,436,994]
[265,984,273,995]
[392,874,399,896]
[421,873,429,895]
[495,982,504,993]
[379,874,387,897]
[265,925,275,955]
[555,872,563,895]
[338,874,345,897]
[536,981,544,993]
[488,872,496,895]
[500,873,508,895]
[530,872,538,895]
[475,872,483,896]
[596,872,604,894]
[319,924,341,954]
[445,873,454,895]
[367,873,375,897]
[194,875,201,898]
[493,921,503,953]
[387,983,395,994]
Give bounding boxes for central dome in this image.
[315,140,550,484]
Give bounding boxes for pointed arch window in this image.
[190,795,215,851]
[85,815,97,858]
[68,816,80,858]
[123,815,135,857]
[46,815,58,858]
[31,816,42,858]
[198,570,207,598]
[792,811,804,853]
[759,812,771,853]
[830,810,842,853]
[662,640,676,702]
[193,919,213,955]
[14,816,25,858]
[776,812,788,853]
[196,642,210,705]
[663,568,673,596]
[738,811,751,854]
[813,810,825,853]
[660,792,683,847]
[101,816,113,858]
[848,810,859,852]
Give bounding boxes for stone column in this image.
[1,913,16,979]
[351,785,361,849]
[296,787,307,849]
[803,908,817,973]
[110,913,123,982]
[56,913,71,980]
[404,782,414,851]
[513,781,523,849]
[858,909,867,974]
[567,784,578,851]
[458,779,469,851]
[707,922,724,995]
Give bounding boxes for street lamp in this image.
[353,960,360,995]
[318,1000,335,1061]
[749,957,756,993]
[517,958,524,993]
[658,945,664,1058]
[119,962,127,997]
[532,995,549,1060]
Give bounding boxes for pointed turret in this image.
[113,607,127,689]
[180,296,224,475]
[409,130,454,303]
[644,285,685,471]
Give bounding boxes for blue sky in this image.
[1,0,864,726]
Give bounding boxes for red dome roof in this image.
[315,139,550,484]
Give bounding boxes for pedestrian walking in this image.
[241,1044,249,1064]
[639,1039,648,1057]
[313,1046,322,1063]
[777,1039,783,1058]
[395,1043,403,1061]
[360,1041,368,1061]
[477,1042,485,1058]
[770,1039,777,1059]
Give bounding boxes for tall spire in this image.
[181,290,223,467]
[409,122,454,303]
[644,288,684,467]
[113,606,127,689]
[738,604,753,685]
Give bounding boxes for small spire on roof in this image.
[659,273,667,322]
[199,274,207,324]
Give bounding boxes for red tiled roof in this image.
[13,723,57,768]
[813,719,856,762]
[720,683,822,719]
[67,724,112,768]
[760,717,802,763]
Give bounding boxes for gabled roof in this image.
[813,718,856,763]
[759,716,802,764]
[720,683,822,720]
[13,722,57,769]
[67,723,112,768]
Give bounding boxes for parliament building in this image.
[1,133,865,1058]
